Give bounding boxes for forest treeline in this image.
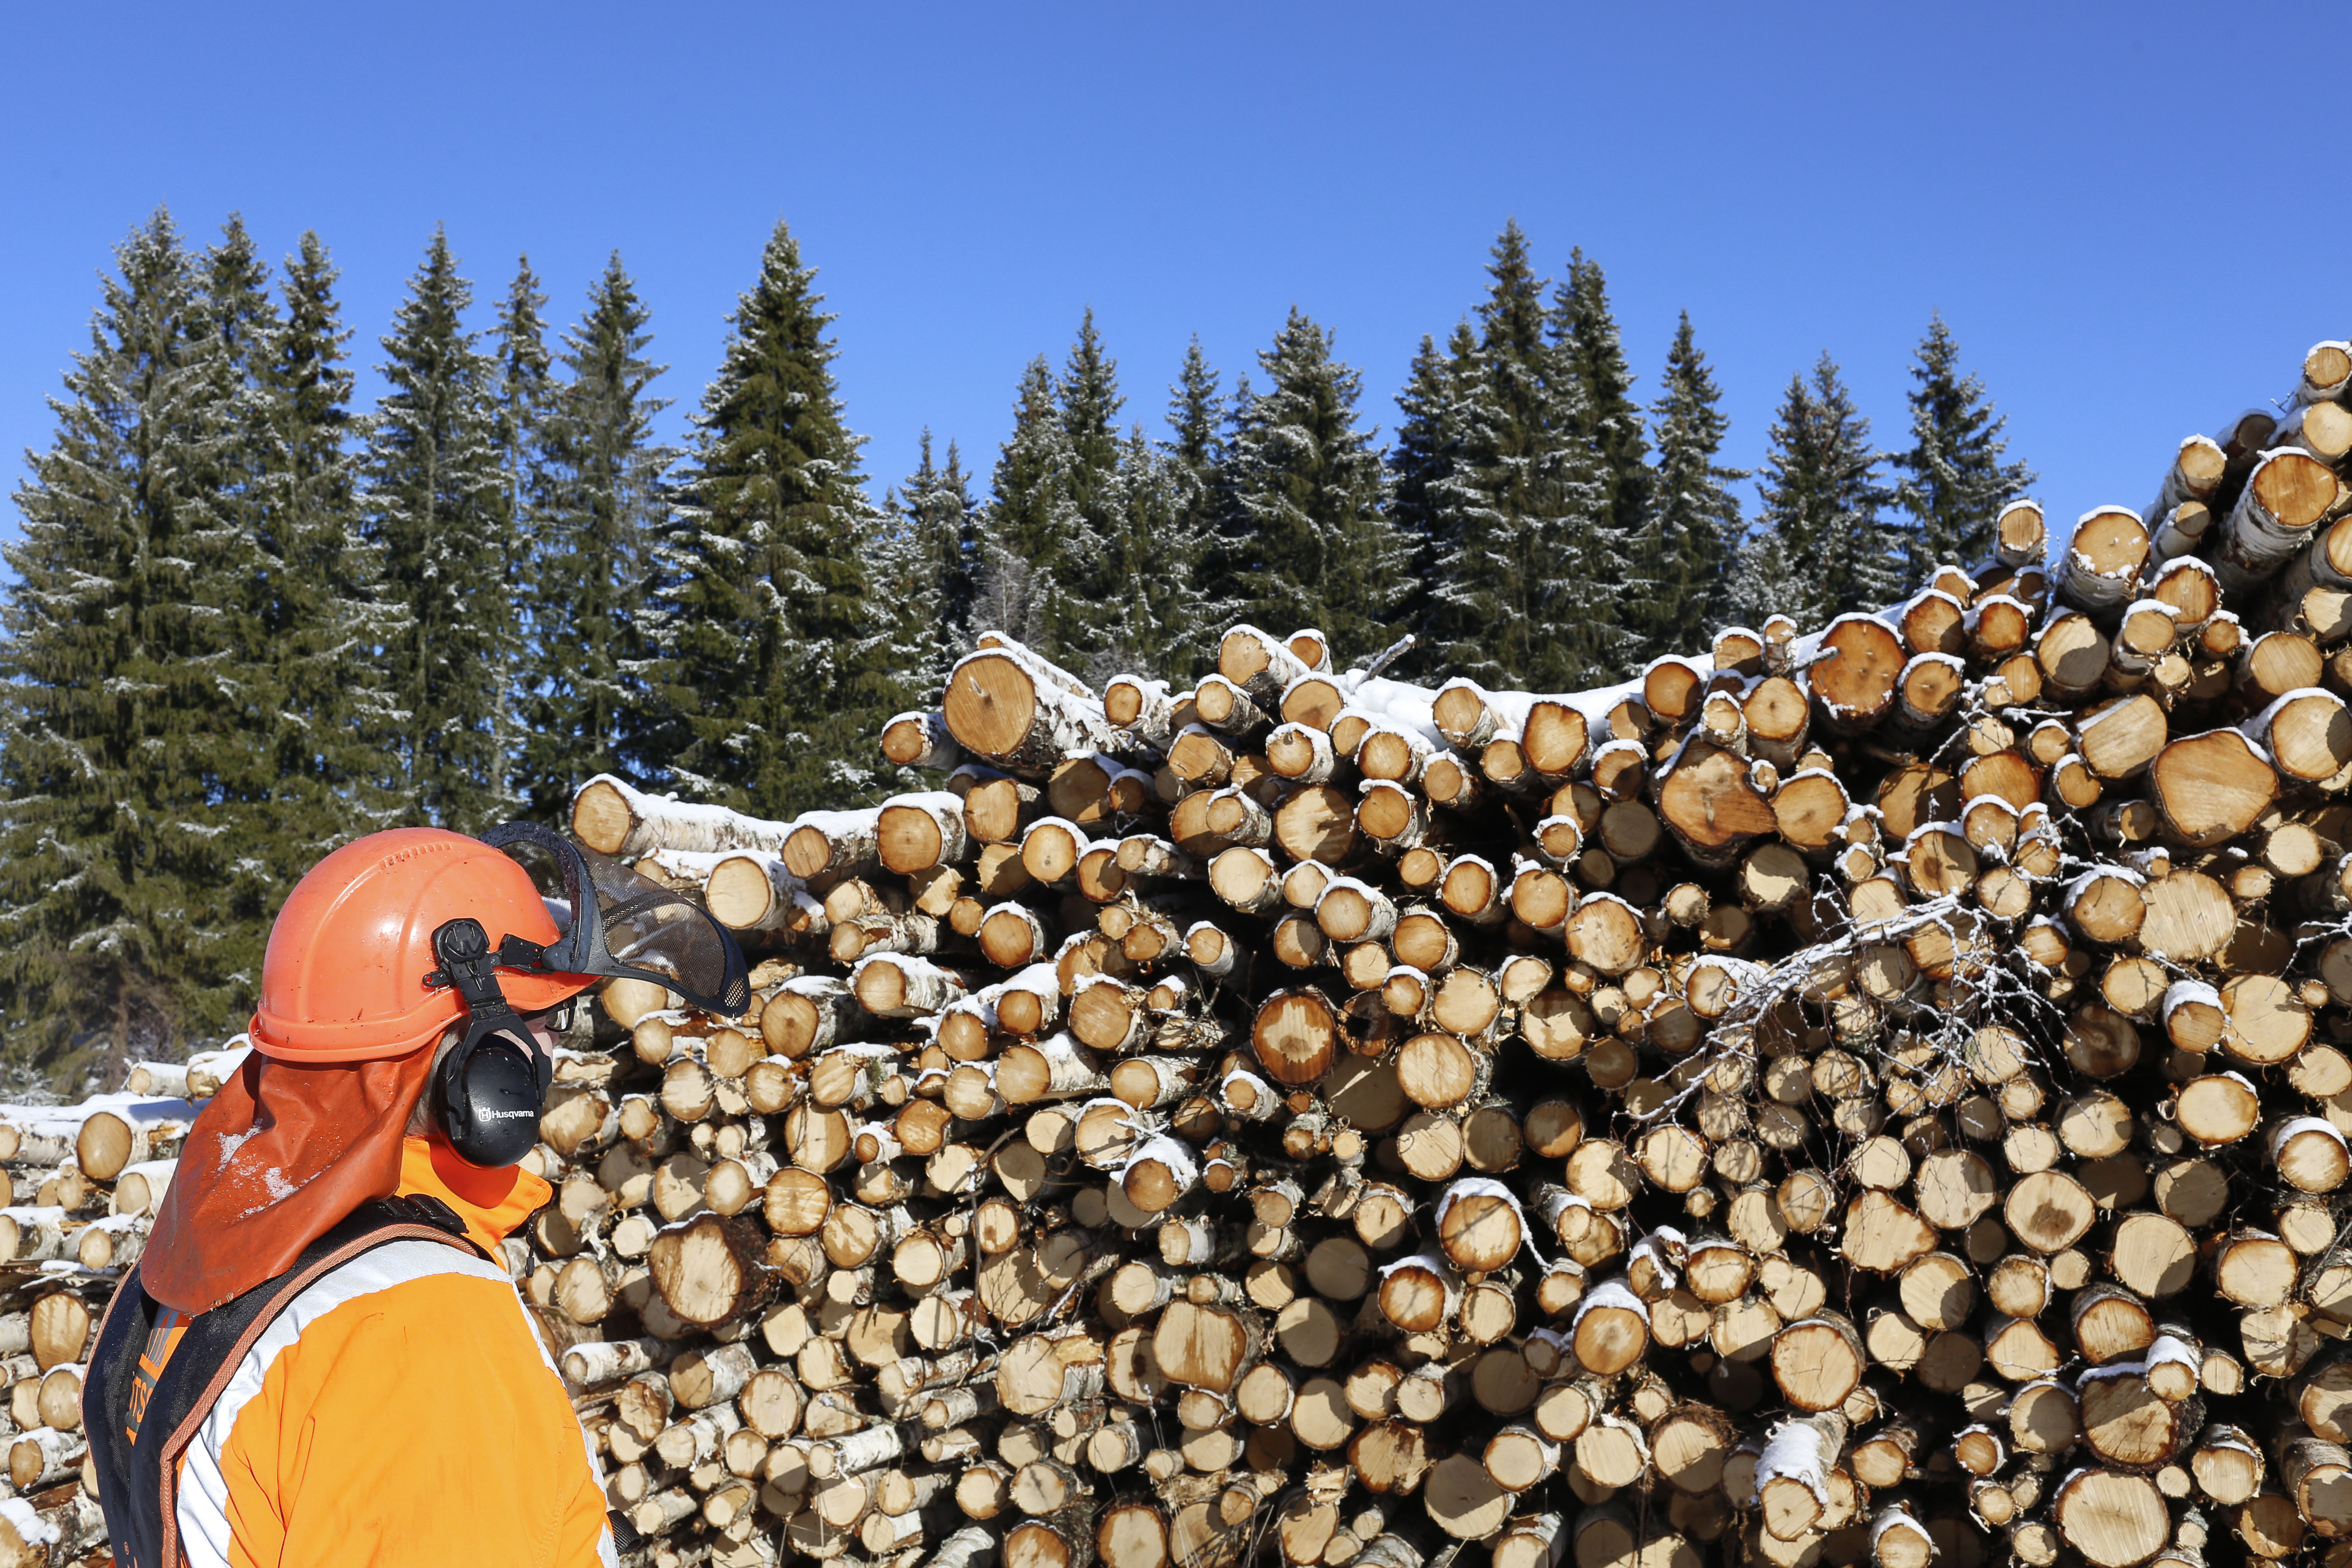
[0,209,2031,1083]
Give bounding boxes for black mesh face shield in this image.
[480,821,752,1016]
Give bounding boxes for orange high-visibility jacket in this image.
[158,1138,613,1568]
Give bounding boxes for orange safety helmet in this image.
[251,827,597,1062]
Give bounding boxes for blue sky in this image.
[5,2,2347,554]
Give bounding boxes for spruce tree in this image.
[1892,314,2037,575]
[981,340,1239,686]
[360,228,520,832]
[492,258,557,572]
[1058,309,1124,522]
[251,232,405,860]
[0,211,261,1082]
[1733,354,1902,626]
[1094,424,1224,681]
[1168,338,1224,478]
[974,357,1071,652]
[194,216,281,813]
[1388,330,1466,631]
[650,220,895,813]
[1417,225,1620,690]
[1425,235,1535,680]
[1047,312,1129,677]
[1630,313,1744,652]
[521,253,676,821]
[1416,327,1504,678]
[1115,339,1232,679]
[875,431,980,704]
[1215,308,1403,660]
[975,314,1134,676]
[922,438,983,656]
[1554,249,1652,572]
[202,215,278,396]
[490,259,556,804]
[1724,527,1810,633]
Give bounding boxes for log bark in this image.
[2217,449,2340,592]
[573,773,794,858]
[945,645,1118,778]
[2060,506,2153,611]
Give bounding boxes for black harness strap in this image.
[86,1196,478,1568]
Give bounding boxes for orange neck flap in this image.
[142,1049,440,1314]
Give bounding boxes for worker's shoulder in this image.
[206,1236,554,1455]
[269,1234,531,1353]
[198,1236,607,1566]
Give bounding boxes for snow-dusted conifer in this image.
[1419,226,1620,690]
[1388,329,1468,635]
[1058,310,1124,525]
[492,257,558,577]
[202,215,278,398]
[361,227,523,832]
[1116,338,1236,681]
[976,355,1071,653]
[650,220,895,813]
[1735,354,1901,626]
[194,215,281,801]
[0,211,261,1082]
[1724,526,1810,631]
[250,232,406,866]
[1555,247,1653,552]
[520,253,677,822]
[1214,308,1403,662]
[1169,337,1223,481]
[1892,314,2036,575]
[1094,425,1223,683]
[1047,311,1132,677]
[875,431,981,705]
[1631,312,1745,653]
[490,258,557,804]
[976,313,1137,677]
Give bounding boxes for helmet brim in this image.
[251,966,597,1062]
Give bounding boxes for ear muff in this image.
[426,917,557,1169]
[435,1020,552,1169]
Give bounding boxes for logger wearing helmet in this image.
[83,825,748,1568]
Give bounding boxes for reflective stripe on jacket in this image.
[93,1138,614,1568]
[174,1236,615,1568]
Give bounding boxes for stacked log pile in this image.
[9,341,2352,1568]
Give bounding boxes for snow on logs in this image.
[572,771,795,859]
[944,641,1120,779]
